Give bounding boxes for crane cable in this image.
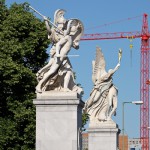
[85,14,142,31]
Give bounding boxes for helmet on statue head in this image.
[54,9,66,25]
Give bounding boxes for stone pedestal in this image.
[33,91,84,150]
[88,121,119,150]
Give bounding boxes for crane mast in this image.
[140,13,150,150]
[81,14,150,150]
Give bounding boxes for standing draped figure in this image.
[84,47,121,124]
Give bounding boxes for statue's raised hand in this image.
[43,16,48,21]
[116,63,120,69]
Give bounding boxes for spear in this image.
[26,5,64,34]
[26,5,80,58]
[55,55,79,58]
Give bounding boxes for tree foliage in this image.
[0,2,50,149]
[82,112,89,131]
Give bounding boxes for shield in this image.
[67,18,84,49]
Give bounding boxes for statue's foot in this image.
[62,88,71,92]
[36,86,42,93]
[107,117,112,121]
[35,89,42,93]
[98,116,107,122]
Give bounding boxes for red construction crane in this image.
[140,13,150,150]
[81,13,150,150]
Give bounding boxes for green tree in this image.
[0,0,5,5]
[0,2,50,149]
[82,112,89,131]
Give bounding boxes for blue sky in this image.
[6,0,150,138]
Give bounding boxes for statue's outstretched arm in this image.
[96,63,120,84]
[105,63,120,79]
[43,16,52,35]
[113,63,120,74]
[107,63,120,77]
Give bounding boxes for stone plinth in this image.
[88,121,119,150]
[33,91,84,150]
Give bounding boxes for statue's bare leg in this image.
[107,87,118,120]
[36,36,72,93]
[107,92,113,119]
[63,70,72,92]
[36,62,59,93]
[108,96,117,119]
[36,58,54,78]
[56,35,72,61]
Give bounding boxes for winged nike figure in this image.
[84,47,121,124]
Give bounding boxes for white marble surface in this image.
[36,91,80,99]
[36,9,84,94]
[34,92,84,150]
[88,123,119,150]
[89,119,117,128]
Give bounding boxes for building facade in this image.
[82,132,142,150]
[82,133,88,150]
[128,138,142,150]
[118,134,128,150]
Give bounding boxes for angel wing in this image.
[92,47,106,84]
